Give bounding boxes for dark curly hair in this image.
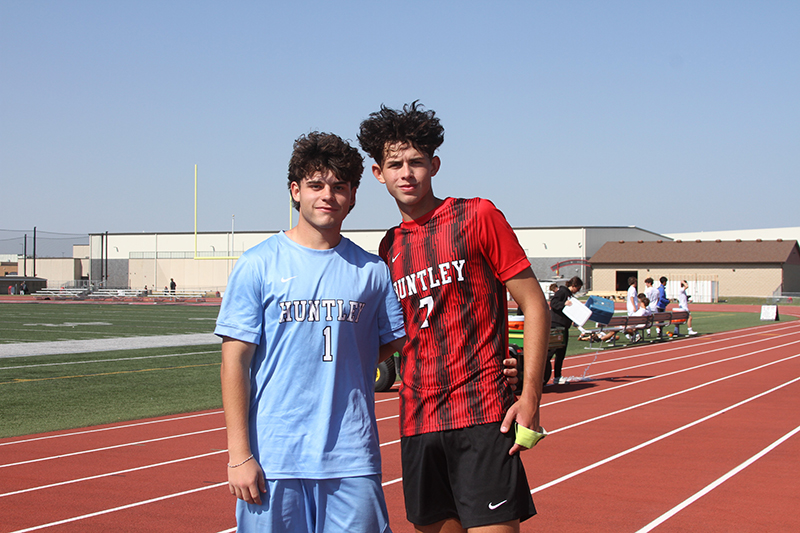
[357,101,444,166]
[287,132,364,211]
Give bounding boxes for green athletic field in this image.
[1,303,222,438]
[1,303,219,343]
[0,303,795,438]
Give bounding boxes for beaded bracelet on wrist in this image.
[228,454,254,468]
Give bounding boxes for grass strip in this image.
[0,345,221,438]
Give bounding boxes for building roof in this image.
[666,226,800,243]
[589,239,800,265]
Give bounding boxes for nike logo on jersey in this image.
[281,276,297,283]
[392,253,401,263]
[488,500,508,510]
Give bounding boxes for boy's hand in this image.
[500,398,539,455]
[228,458,266,505]
[503,356,519,390]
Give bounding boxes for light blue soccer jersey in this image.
[215,232,405,479]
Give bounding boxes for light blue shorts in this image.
[235,475,391,533]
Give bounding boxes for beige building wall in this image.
[129,257,239,293]
[19,258,83,288]
[592,264,784,298]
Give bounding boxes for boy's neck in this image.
[285,221,342,250]
[398,194,444,223]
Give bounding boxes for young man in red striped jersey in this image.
[359,102,551,533]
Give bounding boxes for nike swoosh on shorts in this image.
[488,500,508,510]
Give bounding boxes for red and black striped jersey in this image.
[379,197,530,437]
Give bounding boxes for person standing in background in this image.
[545,276,583,385]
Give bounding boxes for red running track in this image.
[2,318,799,532]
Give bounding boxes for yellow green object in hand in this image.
[515,423,547,448]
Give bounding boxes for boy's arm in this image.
[220,337,265,505]
[500,268,550,455]
[379,336,406,363]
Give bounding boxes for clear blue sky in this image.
[2,1,798,255]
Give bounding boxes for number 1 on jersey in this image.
[322,325,333,362]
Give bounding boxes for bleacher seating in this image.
[147,289,207,300]
[34,288,89,300]
[85,288,208,301]
[88,289,147,299]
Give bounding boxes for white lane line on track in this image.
[23,345,795,505]
[6,482,228,533]
[0,428,224,469]
[550,351,800,434]
[544,338,800,408]
[0,450,226,498]
[582,328,800,378]
[0,410,224,448]
[636,422,800,533]
[376,396,399,404]
[530,375,800,495]
[0,350,219,371]
[10,322,797,513]
[379,347,800,488]
[561,321,800,367]
[380,348,800,487]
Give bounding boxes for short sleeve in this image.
[376,264,406,346]
[476,199,531,282]
[214,253,264,345]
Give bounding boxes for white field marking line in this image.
[562,321,800,371]
[636,422,800,533]
[0,427,224,469]
[530,375,800,495]
[544,338,800,408]
[0,450,226,499]
[377,414,399,422]
[550,351,800,435]
[7,482,228,533]
[377,349,800,488]
[0,350,219,371]
[0,410,224,448]
[381,438,401,448]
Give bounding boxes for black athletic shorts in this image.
[400,422,536,528]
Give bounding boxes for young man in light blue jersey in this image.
[216,132,407,532]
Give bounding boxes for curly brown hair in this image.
[357,101,444,166]
[287,132,363,211]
